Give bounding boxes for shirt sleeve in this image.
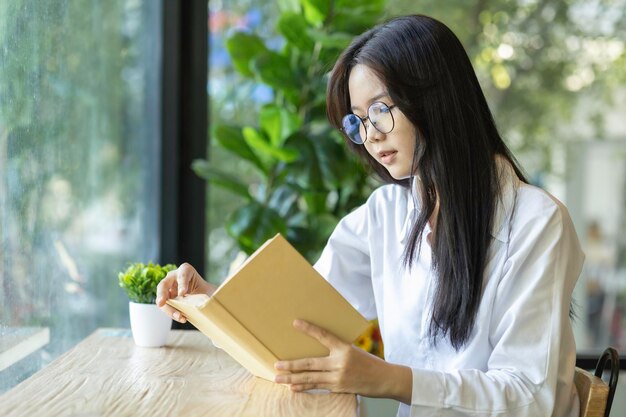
[408,199,584,416]
[313,203,377,320]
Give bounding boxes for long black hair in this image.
[326,15,527,349]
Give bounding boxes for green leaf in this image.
[301,0,330,27]
[285,225,322,261]
[213,124,266,173]
[259,105,302,147]
[252,51,299,91]
[243,126,299,163]
[118,263,176,304]
[336,0,385,10]
[314,212,340,239]
[225,32,267,77]
[267,185,300,217]
[303,191,328,215]
[242,127,272,166]
[226,202,287,254]
[277,0,301,13]
[191,159,252,200]
[277,12,314,51]
[286,212,338,259]
[311,133,348,188]
[259,106,282,147]
[307,29,353,50]
[332,2,386,34]
[284,133,325,191]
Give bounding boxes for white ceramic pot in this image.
[129,301,172,347]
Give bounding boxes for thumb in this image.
[177,274,187,296]
[177,266,193,296]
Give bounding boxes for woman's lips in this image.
[379,150,397,164]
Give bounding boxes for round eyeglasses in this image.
[341,102,397,144]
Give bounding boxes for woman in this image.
[157,15,584,417]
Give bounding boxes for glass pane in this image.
[205,0,626,414]
[207,1,277,285]
[563,142,626,352]
[0,0,161,392]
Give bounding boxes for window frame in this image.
[160,0,208,276]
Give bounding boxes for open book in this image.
[166,234,370,382]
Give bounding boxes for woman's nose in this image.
[367,124,385,142]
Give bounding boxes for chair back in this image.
[574,347,619,417]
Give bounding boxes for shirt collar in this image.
[402,155,519,244]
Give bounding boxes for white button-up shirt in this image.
[314,158,584,417]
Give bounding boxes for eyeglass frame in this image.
[340,101,397,144]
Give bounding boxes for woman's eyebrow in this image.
[350,92,390,112]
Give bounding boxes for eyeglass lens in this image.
[341,102,394,144]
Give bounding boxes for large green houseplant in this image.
[193,0,388,262]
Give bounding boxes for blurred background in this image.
[1,0,625,414]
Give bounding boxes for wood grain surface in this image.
[0,328,357,417]
[574,367,609,417]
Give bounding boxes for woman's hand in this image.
[155,263,217,324]
[274,320,412,404]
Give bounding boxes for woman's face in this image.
[348,64,418,180]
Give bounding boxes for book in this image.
[166,233,370,382]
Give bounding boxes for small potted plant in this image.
[118,262,176,347]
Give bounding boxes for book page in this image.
[167,295,280,381]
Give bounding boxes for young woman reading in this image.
[157,15,584,417]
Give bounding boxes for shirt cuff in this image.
[411,367,447,408]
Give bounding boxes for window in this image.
[0,0,162,392]
[206,0,278,284]
[564,140,626,352]
[206,0,626,363]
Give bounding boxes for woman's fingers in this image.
[287,384,330,393]
[156,270,178,305]
[159,303,187,323]
[275,356,329,372]
[293,319,342,349]
[156,269,187,322]
[273,322,352,392]
[176,263,197,296]
[274,371,334,387]
[155,263,211,324]
[157,264,195,302]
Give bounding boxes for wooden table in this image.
[0,328,357,417]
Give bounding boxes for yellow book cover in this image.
[166,233,370,382]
